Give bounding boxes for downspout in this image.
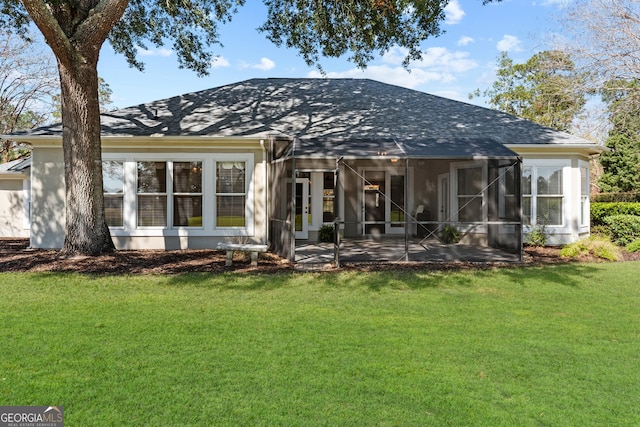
[260,139,268,246]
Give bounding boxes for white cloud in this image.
[382,46,477,74]
[496,35,523,52]
[252,57,276,71]
[444,0,465,24]
[381,46,409,65]
[308,65,452,89]
[457,36,475,47]
[416,47,478,73]
[308,44,480,96]
[136,46,172,57]
[210,56,230,69]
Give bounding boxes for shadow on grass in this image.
[155,261,604,292]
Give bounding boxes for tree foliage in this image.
[259,0,446,70]
[598,79,640,193]
[0,0,496,255]
[471,50,586,132]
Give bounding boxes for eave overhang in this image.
[506,143,608,157]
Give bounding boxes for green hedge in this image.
[602,215,640,246]
[592,192,640,202]
[591,202,640,226]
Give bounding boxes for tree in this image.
[0,30,58,162]
[562,0,640,113]
[0,0,496,256]
[559,1,640,192]
[598,79,640,193]
[52,77,114,120]
[470,50,586,132]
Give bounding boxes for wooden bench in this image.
[217,243,268,267]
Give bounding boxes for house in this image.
[1,78,604,263]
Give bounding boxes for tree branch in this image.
[74,0,129,54]
[19,0,75,66]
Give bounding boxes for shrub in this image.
[441,224,460,244]
[560,241,587,258]
[526,224,547,247]
[560,236,622,261]
[319,225,334,243]
[603,214,640,246]
[590,225,612,238]
[591,202,640,226]
[626,239,640,253]
[592,192,640,203]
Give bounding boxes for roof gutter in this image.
[506,143,608,156]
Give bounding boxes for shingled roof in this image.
[17,78,598,158]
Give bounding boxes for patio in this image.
[295,236,521,267]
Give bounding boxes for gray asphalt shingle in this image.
[17,78,595,158]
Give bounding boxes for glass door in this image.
[294,178,309,239]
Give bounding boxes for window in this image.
[103,160,124,227]
[216,162,246,227]
[580,166,589,227]
[457,166,483,222]
[137,161,167,227]
[523,164,564,227]
[173,161,202,227]
[101,154,254,235]
[322,172,334,223]
[536,166,563,226]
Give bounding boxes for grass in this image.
[2,263,640,426]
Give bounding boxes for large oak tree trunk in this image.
[59,60,115,255]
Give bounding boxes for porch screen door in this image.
[364,171,385,235]
[438,173,450,226]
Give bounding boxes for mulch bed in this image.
[0,238,638,275]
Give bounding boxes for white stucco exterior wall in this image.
[0,174,30,238]
[28,138,268,250]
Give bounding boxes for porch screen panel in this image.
[173,161,203,227]
[103,160,124,227]
[390,175,405,227]
[499,165,518,220]
[457,167,482,222]
[216,162,246,227]
[137,161,167,227]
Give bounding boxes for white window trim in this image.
[103,153,254,237]
[522,159,570,230]
[172,161,203,229]
[579,160,590,231]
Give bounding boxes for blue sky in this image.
[96,0,570,109]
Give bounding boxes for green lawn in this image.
[2,262,640,426]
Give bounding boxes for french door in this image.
[362,169,406,235]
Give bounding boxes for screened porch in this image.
[268,137,523,266]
